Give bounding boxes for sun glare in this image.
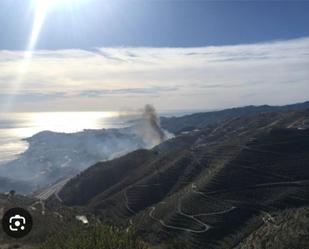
[13,112,119,139]
[30,0,89,50]
[2,0,92,113]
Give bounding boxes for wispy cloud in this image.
[0,92,66,102]
[78,86,178,97]
[0,37,309,111]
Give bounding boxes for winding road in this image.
[124,181,236,233]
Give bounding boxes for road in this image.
[123,183,163,214]
[122,163,304,233]
[124,181,237,233]
[34,177,71,200]
[147,183,237,233]
[149,206,210,233]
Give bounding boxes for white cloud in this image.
[0,37,309,111]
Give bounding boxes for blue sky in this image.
[0,0,309,112]
[1,0,309,49]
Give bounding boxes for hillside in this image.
[58,109,309,248]
[0,108,170,194]
[0,193,77,249]
[0,176,33,194]
[161,101,309,133]
[0,193,149,249]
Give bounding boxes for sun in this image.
[2,0,93,112]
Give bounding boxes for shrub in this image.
[39,225,149,249]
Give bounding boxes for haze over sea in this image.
[0,112,130,165]
[0,110,193,166]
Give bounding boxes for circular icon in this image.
[2,207,33,238]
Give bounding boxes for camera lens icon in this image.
[2,208,33,238]
[9,214,26,232]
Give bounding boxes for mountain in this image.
[161,101,309,133]
[58,108,309,248]
[1,101,308,195]
[0,113,171,193]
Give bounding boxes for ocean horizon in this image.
[0,112,131,166]
[0,110,197,166]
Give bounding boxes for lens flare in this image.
[1,0,92,112]
[30,0,91,50]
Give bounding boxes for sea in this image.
[0,112,129,166]
[0,110,193,166]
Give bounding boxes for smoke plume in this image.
[135,104,168,147]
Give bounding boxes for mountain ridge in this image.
[161,101,309,133]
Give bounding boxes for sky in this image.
[0,0,309,112]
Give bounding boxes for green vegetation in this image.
[2,108,309,249]
[58,109,309,249]
[234,207,309,249]
[40,225,149,249]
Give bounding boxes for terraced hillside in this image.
[58,109,309,248]
[161,101,309,133]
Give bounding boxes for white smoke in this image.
[0,105,173,193]
[132,104,173,147]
